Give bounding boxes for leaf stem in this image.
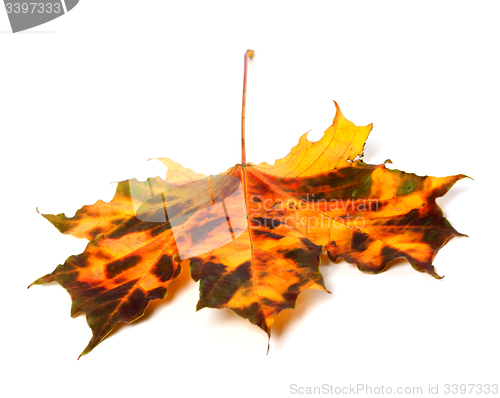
[241,49,254,166]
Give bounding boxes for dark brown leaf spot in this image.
[106,256,142,279]
[352,232,374,252]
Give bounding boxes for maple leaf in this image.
[30,50,466,357]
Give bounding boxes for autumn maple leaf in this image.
[30,50,466,358]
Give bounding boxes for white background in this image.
[1,1,498,397]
